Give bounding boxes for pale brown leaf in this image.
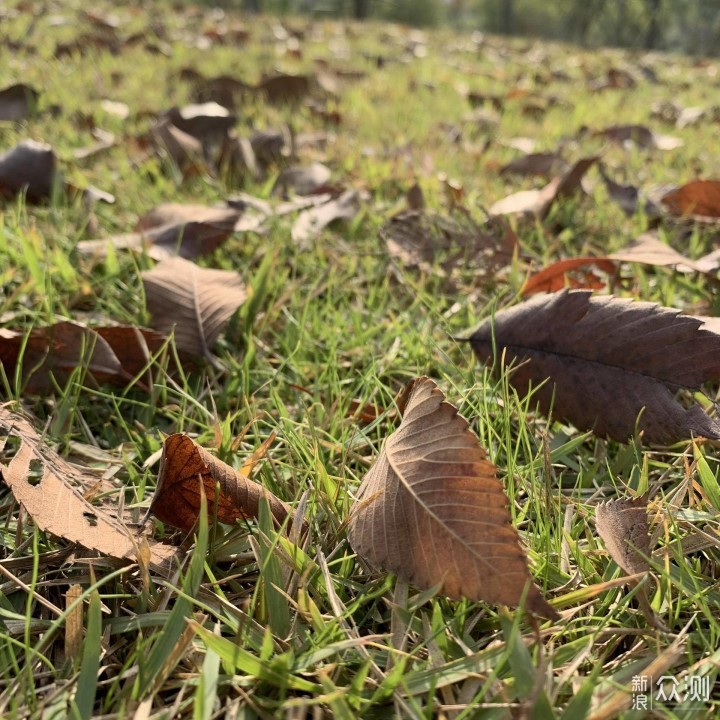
[291,190,360,247]
[467,290,720,444]
[348,377,558,619]
[141,256,246,360]
[595,495,650,576]
[0,406,178,570]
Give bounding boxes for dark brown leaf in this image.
[467,290,720,444]
[257,72,311,105]
[0,140,58,202]
[141,257,246,360]
[0,406,178,570]
[0,83,39,121]
[348,377,557,619]
[149,433,292,533]
[164,102,236,140]
[499,152,567,179]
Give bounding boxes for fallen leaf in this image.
[257,72,311,105]
[598,165,641,216]
[0,83,39,121]
[141,257,246,360]
[348,377,557,619]
[381,210,516,276]
[661,180,720,221]
[77,203,241,260]
[164,102,236,140]
[291,190,360,247]
[595,495,650,576]
[0,406,178,570]
[273,162,332,196]
[499,152,567,179]
[149,433,292,533]
[490,157,598,219]
[610,233,709,273]
[0,140,58,202]
[522,257,617,295]
[466,290,720,444]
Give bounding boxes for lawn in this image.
[1,1,720,718]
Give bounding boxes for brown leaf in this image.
[141,257,246,360]
[598,165,641,216]
[595,495,650,576]
[291,190,360,247]
[522,257,617,295]
[149,433,292,533]
[661,180,720,221]
[0,406,178,570]
[0,140,58,202]
[77,203,241,260]
[499,152,567,179]
[348,377,557,619]
[273,162,333,197]
[381,210,516,276]
[467,290,720,444]
[490,157,598,219]
[0,322,127,393]
[0,83,39,121]
[164,102,236,140]
[257,72,311,105]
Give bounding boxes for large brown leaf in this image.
[595,495,650,576]
[0,406,178,571]
[348,377,558,619]
[149,434,292,532]
[661,180,720,222]
[141,256,246,360]
[467,290,720,444]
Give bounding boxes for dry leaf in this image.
[149,433,292,532]
[467,290,720,444]
[257,72,311,105]
[595,495,650,576]
[78,203,241,260]
[0,406,178,570]
[273,162,332,197]
[522,257,617,295]
[348,377,558,619]
[490,157,598,219]
[0,140,58,202]
[0,83,39,121]
[291,190,360,247]
[661,180,720,222]
[499,152,567,179]
[381,210,516,276]
[164,102,236,140]
[141,256,246,360]
[610,233,709,273]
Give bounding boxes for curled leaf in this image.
[149,434,292,533]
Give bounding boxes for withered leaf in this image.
[490,157,598,219]
[0,83,39,121]
[381,210,516,276]
[661,180,720,222]
[0,406,178,570]
[141,257,246,360]
[467,290,720,444]
[522,257,617,295]
[164,102,236,140]
[610,233,710,274]
[273,162,332,197]
[348,377,558,619]
[77,203,241,260]
[0,140,58,202]
[149,433,292,533]
[257,72,311,105]
[291,190,360,247]
[499,152,567,179]
[0,322,167,394]
[595,495,650,576]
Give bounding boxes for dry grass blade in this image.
[141,256,246,360]
[467,289,720,444]
[348,377,558,619]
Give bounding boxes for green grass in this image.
[2,1,720,718]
